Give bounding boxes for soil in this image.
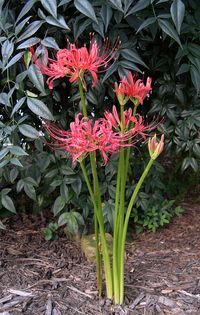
[0,200,200,315]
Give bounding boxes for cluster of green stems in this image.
[78,79,155,304]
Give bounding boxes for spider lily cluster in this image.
[33,38,164,305]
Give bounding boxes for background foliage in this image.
[0,0,199,234]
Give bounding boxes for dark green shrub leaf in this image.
[100,5,113,32]
[23,177,38,186]
[0,160,9,168]
[15,16,32,36]
[60,183,69,202]
[158,18,182,47]
[60,166,75,175]
[35,138,43,152]
[53,196,66,215]
[3,52,23,71]
[41,37,59,50]
[170,0,185,34]
[59,0,72,6]
[92,18,104,38]
[28,64,46,94]
[119,60,142,73]
[63,176,77,184]
[74,0,98,23]
[27,97,54,120]
[19,124,39,139]
[10,146,28,156]
[182,157,190,171]
[0,93,11,106]
[10,168,19,183]
[11,97,26,117]
[16,0,38,23]
[136,17,157,33]
[126,0,150,17]
[16,179,24,192]
[17,37,41,49]
[156,0,169,3]
[16,21,44,42]
[73,18,91,40]
[190,65,200,93]
[108,185,116,199]
[102,62,118,82]
[188,43,200,59]
[58,212,69,226]
[190,158,198,172]
[73,212,84,225]
[71,177,82,196]
[193,144,200,157]
[108,0,123,12]
[1,195,16,213]
[41,0,57,18]
[1,40,14,67]
[1,189,12,196]
[58,212,78,234]
[10,158,23,167]
[121,49,148,68]
[46,15,70,30]
[50,179,62,187]
[24,184,36,200]
[176,63,190,76]
[43,227,53,240]
[37,153,51,171]
[45,169,58,178]
[114,11,123,24]
[0,147,10,160]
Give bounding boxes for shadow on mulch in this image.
[0,200,200,315]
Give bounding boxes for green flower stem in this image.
[78,78,87,117]
[124,105,137,182]
[94,213,102,296]
[77,80,103,295]
[112,150,122,303]
[89,151,103,296]
[113,105,126,304]
[80,161,113,299]
[119,158,154,304]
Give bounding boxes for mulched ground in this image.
[0,200,200,315]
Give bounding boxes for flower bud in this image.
[148,134,164,160]
[115,82,125,106]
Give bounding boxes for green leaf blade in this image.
[74,0,98,23]
[170,0,185,34]
[27,97,54,120]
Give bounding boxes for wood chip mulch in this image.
[0,200,200,315]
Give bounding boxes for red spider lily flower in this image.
[33,38,119,90]
[104,105,132,130]
[115,72,152,105]
[43,114,124,165]
[148,134,164,160]
[104,105,158,143]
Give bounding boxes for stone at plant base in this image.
[81,233,113,262]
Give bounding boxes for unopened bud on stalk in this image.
[148,134,164,160]
[115,82,127,106]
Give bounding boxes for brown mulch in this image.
[0,201,200,315]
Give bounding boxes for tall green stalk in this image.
[112,105,127,304]
[78,78,113,298]
[94,214,102,296]
[78,78,87,117]
[80,162,113,298]
[119,158,154,303]
[112,150,122,303]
